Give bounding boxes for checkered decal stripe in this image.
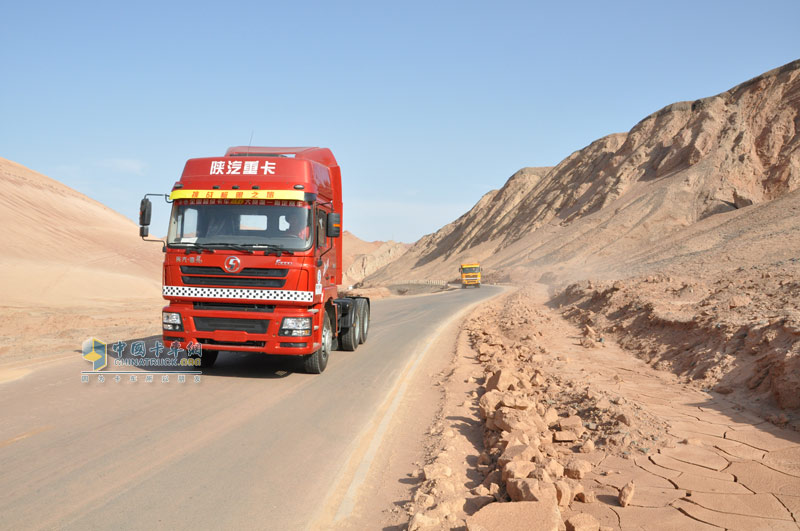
[163,285,313,302]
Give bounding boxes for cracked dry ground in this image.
[406,288,800,531]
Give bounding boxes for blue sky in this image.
[2,1,798,242]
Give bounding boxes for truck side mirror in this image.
[140,226,149,238]
[139,198,152,226]
[327,212,341,238]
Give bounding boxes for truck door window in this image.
[168,205,198,243]
[317,209,328,249]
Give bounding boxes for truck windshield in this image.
[167,201,313,251]
[461,267,480,274]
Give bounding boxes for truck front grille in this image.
[181,266,288,277]
[197,338,266,348]
[194,317,269,334]
[183,276,286,288]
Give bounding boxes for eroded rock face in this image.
[363,60,800,305]
[340,232,409,288]
[558,267,800,410]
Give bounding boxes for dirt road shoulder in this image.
[405,286,800,530]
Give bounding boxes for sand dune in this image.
[1,157,163,307]
[0,158,164,362]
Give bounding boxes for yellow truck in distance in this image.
[459,263,481,288]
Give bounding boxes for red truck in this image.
[138,146,369,373]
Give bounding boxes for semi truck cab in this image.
[138,147,369,374]
[459,263,481,288]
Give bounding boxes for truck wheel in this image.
[190,350,218,369]
[303,312,332,374]
[339,306,361,351]
[357,298,369,344]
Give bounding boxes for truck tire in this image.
[357,298,369,344]
[190,349,218,369]
[303,312,332,374]
[339,305,361,351]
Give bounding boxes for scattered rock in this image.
[618,480,635,507]
[486,369,517,392]
[616,413,633,426]
[497,444,538,468]
[555,479,572,509]
[565,513,600,531]
[558,415,583,431]
[595,398,611,410]
[494,407,531,432]
[466,494,495,512]
[502,459,537,481]
[409,511,439,530]
[728,295,752,308]
[542,458,565,479]
[506,478,548,502]
[543,407,560,427]
[580,337,598,348]
[482,469,502,489]
[478,390,503,419]
[423,462,452,481]
[565,459,593,479]
[554,430,577,442]
[466,500,561,531]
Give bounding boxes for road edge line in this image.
[324,287,507,525]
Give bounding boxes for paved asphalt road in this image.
[0,285,501,530]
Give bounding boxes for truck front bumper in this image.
[161,302,320,356]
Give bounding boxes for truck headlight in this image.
[163,312,183,331]
[280,317,311,337]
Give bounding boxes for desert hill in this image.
[410,167,552,268]
[340,231,409,288]
[363,59,800,410]
[365,59,800,286]
[0,157,163,306]
[341,231,384,270]
[0,158,165,362]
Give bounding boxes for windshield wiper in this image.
[197,242,255,254]
[250,244,294,256]
[191,242,296,256]
[167,242,208,254]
